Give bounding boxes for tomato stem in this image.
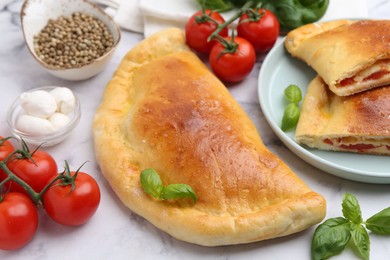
[38,174,64,198]
[62,161,88,192]
[0,175,11,186]
[239,3,265,23]
[195,10,219,24]
[0,161,41,204]
[0,136,13,146]
[13,140,40,166]
[207,1,254,43]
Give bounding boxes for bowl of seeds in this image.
[21,0,121,81]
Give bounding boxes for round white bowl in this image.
[21,0,121,81]
[7,86,81,147]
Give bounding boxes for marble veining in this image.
[0,0,389,259]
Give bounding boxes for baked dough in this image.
[296,76,390,155]
[93,28,326,246]
[285,20,390,96]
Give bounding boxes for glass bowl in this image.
[7,86,81,147]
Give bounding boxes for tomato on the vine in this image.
[209,36,256,83]
[237,8,280,53]
[0,136,14,161]
[185,9,228,54]
[43,170,101,226]
[0,192,38,250]
[0,137,15,191]
[6,150,58,194]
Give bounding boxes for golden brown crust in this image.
[93,28,326,246]
[285,20,390,96]
[296,76,390,155]
[284,19,354,54]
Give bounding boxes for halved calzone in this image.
[285,20,390,96]
[296,76,390,155]
[93,28,326,246]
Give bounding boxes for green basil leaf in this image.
[195,0,234,12]
[161,184,197,203]
[366,207,390,234]
[281,103,300,131]
[284,84,302,103]
[140,168,163,199]
[311,217,352,260]
[342,193,363,224]
[351,223,370,260]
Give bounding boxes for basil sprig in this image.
[140,168,196,203]
[281,84,302,131]
[284,84,302,103]
[312,193,390,260]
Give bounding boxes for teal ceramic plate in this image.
[258,39,390,184]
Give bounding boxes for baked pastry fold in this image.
[93,28,326,246]
[285,20,390,96]
[296,76,390,155]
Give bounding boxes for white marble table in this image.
[1,0,390,259]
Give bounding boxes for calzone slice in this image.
[296,76,390,155]
[93,28,326,246]
[285,20,390,96]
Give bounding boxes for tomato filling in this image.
[363,70,389,81]
[323,139,390,151]
[323,138,333,145]
[339,77,356,87]
[339,144,376,150]
[338,69,389,88]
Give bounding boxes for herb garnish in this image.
[281,84,302,131]
[140,168,196,203]
[312,193,390,260]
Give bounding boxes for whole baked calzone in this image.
[285,20,390,96]
[93,28,326,246]
[296,76,390,155]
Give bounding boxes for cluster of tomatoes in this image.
[185,3,280,83]
[0,136,101,250]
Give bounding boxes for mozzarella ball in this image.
[49,112,71,130]
[20,90,57,118]
[49,87,76,114]
[16,114,55,135]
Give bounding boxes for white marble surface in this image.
[1,0,390,259]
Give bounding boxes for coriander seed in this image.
[33,12,114,69]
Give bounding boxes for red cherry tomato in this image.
[0,192,38,250]
[237,9,280,53]
[0,137,14,161]
[0,137,15,192]
[6,150,58,194]
[43,171,101,226]
[209,36,256,83]
[185,10,228,54]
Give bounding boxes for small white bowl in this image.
[21,0,121,81]
[7,87,81,147]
